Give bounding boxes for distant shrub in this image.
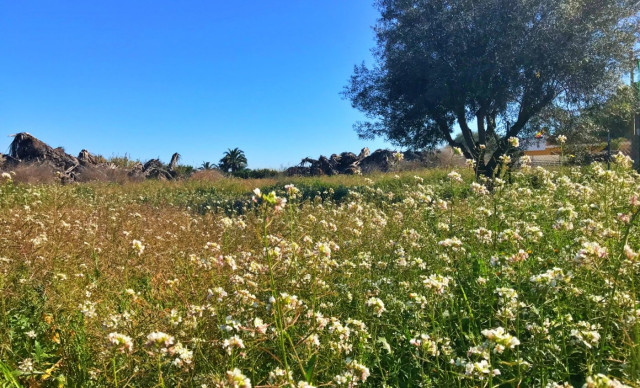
[232,168,281,179]
[85,153,107,164]
[173,165,195,178]
[425,148,467,168]
[108,154,140,169]
[606,137,628,151]
[105,168,138,184]
[8,164,59,184]
[190,169,225,182]
[74,167,109,183]
[564,144,596,165]
[262,180,351,203]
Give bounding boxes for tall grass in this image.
[0,157,638,387]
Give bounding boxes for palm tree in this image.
[199,161,215,170]
[219,148,247,173]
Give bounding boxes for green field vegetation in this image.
[0,156,639,387]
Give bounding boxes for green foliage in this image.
[1,283,63,387]
[590,85,639,139]
[0,361,21,387]
[528,85,640,145]
[108,154,140,169]
[218,148,248,173]
[172,164,195,178]
[262,180,351,203]
[231,168,280,179]
[344,0,638,174]
[89,154,108,164]
[199,161,216,171]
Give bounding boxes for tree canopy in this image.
[218,148,248,173]
[199,161,216,171]
[526,84,640,145]
[344,0,638,174]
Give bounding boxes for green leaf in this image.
[34,341,52,361]
[304,354,317,382]
[377,337,393,354]
[0,361,22,388]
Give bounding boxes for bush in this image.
[189,169,225,182]
[7,164,59,184]
[108,154,140,169]
[173,165,195,179]
[231,168,281,179]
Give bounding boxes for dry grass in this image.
[6,164,59,184]
[189,169,225,182]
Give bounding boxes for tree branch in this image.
[455,109,478,158]
[485,89,557,174]
[436,116,473,160]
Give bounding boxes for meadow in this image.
[0,156,639,387]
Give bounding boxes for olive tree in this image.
[344,0,638,175]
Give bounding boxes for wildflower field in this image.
[1,158,640,387]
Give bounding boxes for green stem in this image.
[157,355,164,388]
[488,352,493,388]
[262,207,291,384]
[598,208,640,371]
[112,356,118,388]
[632,272,640,381]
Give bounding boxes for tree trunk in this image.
[477,113,486,145]
[476,155,488,178]
[456,110,478,159]
[484,140,510,177]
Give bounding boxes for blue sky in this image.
[0,1,395,169]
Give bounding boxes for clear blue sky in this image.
[0,1,395,169]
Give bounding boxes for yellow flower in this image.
[43,314,54,325]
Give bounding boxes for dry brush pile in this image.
[0,133,182,183]
[0,156,639,387]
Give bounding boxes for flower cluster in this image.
[481,327,521,353]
